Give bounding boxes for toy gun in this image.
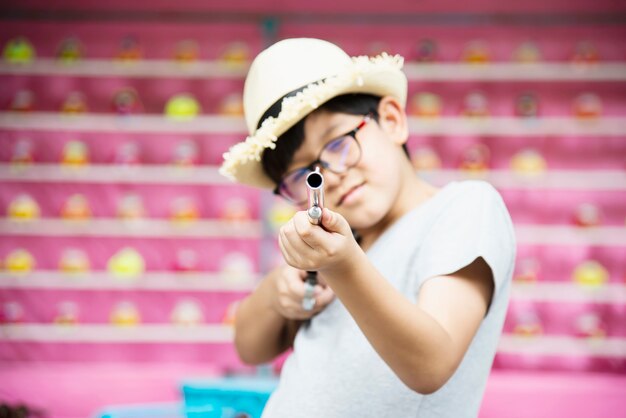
[302,167,324,311]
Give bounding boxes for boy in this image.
[220,38,516,418]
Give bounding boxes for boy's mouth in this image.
[337,182,365,207]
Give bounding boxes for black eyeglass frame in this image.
[273,113,374,204]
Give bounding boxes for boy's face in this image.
[287,101,410,231]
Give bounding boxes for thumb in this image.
[321,208,352,236]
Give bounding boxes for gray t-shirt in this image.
[261,180,516,418]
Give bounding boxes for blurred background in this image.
[0,1,625,417]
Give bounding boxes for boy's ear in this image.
[377,96,409,145]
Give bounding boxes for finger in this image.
[293,210,330,249]
[316,274,328,287]
[292,211,317,249]
[321,208,352,235]
[315,285,335,308]
[277,288,313,320]
[277,228,295,267]
[279,222,313,269]
[286,273,306,299]
[282,218,314,256]
[278,230,302,277]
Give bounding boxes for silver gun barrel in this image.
[303,168,324,311]
[306,168,324,225]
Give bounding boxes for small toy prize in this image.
[107,247,145,278]
[5,249,36,273]
[410,146,442,171]
[61,194,92,220]
[8,194,40,220]
[165,93,201,119]
[3,37,35,64]
[110,301,141,326]
[61,140,89,166]
[59,248,91,273]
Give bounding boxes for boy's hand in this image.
[269,264,335,320]
[278,208,357,276]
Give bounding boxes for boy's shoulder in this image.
[448,179,499,197]
[428,180,512,230]
[434,180,503,210]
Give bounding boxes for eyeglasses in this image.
[274,114,372,205]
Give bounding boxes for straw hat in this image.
[219,38,408,188]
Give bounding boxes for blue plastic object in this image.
[94,401,249,418]
[95,402,209,418]
[182,376,278,418]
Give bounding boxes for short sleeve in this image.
[414,181,516,302]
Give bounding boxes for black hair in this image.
[260,93,409,186]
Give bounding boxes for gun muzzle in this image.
[306,168,324,225]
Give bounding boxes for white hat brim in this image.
[220,53,407,189]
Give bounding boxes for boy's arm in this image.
[234,264,334,365]
[280,209,494,394]
[322,253,493,394]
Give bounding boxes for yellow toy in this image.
[510,149,547,174]
[61,140,89,165]
[572,260,608,287]
[165,93,201,119]
[3,37,35,64]
[266,200,296,232]
[107,247,145,278]
[8,194,40,220]
[5,249,35,273]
